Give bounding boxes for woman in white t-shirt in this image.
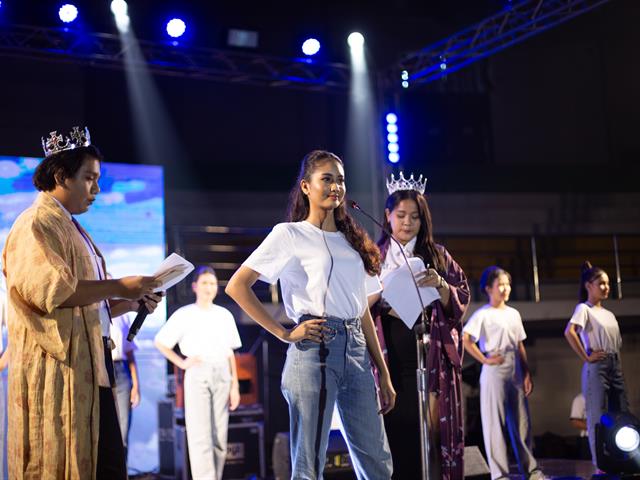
[155,266,242,480]
[226,150,394,479]
[462,266,544,480]
[564,261,629,468]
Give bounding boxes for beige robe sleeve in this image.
[3,208,78,360]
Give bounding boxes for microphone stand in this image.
[350,201,432,480]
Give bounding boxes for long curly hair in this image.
[377,189,445,273]
[286,150,381,275]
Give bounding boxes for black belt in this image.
[103,337,116,387]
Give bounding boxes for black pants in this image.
[97,386,127,480]
[381,312,422,479]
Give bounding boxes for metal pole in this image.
[530,236,540,303]
[415,324,431,480]
[613,234,623,299]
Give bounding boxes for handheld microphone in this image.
[127,300,149,341]
[350,200,431,331]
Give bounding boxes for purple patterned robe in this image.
[374,244,470,480]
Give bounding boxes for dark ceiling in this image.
[2,0,509,65]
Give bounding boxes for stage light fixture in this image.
[386,112,400,164]
[347,32,364,50]
[301,38,320,56]
[596,412,640,475]
[402,81,409,89]
[440,62,447,71]
[110,0,129,32]
[615,426,640,453]
[58,4,78,23]
[166,18,186,38]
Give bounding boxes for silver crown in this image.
[386,172,427,195]
[41,126,91,157]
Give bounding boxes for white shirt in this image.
[463,304,527,353]
[110,312,137,361]
[569,302,621,354]
[49,194,111,336]
[155,303,242,365]
[243,221,382,323]
[570,393,587,437]
[381,237,418,279]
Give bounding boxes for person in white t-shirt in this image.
[463,266,544,480]
[110,310,138,456]
[155,266,242,480]
[226,150,394,479]
[564,261,629,468]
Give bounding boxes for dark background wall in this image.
[1,0,638,193]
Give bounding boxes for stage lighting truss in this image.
[392,0,612,88]
[0,24,350,93]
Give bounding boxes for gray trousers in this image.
[114,361,132,449]
[184,362,232,480]
[582,353,629,467]
[480,351,538,480]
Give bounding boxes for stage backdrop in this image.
[0,156,166,474]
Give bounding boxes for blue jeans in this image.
[582,353,629,466]
[114,360,132,449]
[281,316,392,480]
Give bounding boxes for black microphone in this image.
[127,300,149,342]
[350,200,431,330]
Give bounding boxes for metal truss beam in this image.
[395,0,612,88]
[0,24,350,93]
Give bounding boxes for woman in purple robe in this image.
[371,174,470,479]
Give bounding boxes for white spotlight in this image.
[615,426,640,453]
[166,18,186,38]
[110,0,127,16]
[59,4,78,24]
[302,38,321,56]
[347,32,364,50]
[110,0,130,32]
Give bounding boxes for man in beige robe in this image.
[2,128,161,480]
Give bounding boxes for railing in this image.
[169,225,640,307]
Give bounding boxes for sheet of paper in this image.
[152,253,195,292]
[381,256,440,330]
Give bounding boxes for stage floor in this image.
[509,458,596,479]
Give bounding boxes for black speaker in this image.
[224,422,266,480]
[272,431,353,480]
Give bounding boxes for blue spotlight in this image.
[386,112,400,164]
[302,38,321,56]
[166,18,186,38]
[440,62,447,71]
[402,81,409,89]
[59,4,78,23]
